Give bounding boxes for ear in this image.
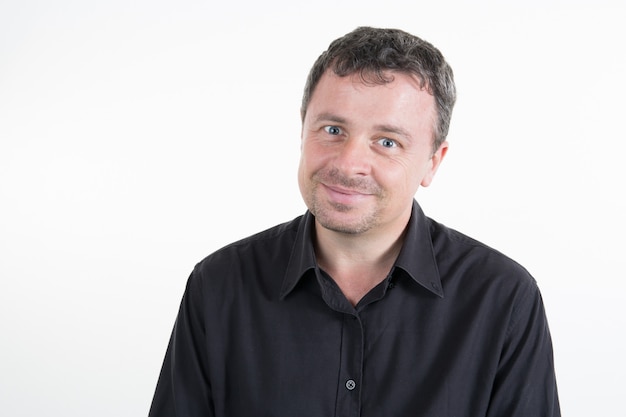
[420,141,449,187]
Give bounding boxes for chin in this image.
[320,221,372,235]
[314,207,380,235]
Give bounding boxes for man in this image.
[149,27,560,416]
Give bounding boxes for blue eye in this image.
[324,126,342,135]
[378,138,398,148]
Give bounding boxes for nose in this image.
[333,137,372,176]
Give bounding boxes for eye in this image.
[378,137,398,148]
[324,125,342,135]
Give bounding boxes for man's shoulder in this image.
[222,215,303,250]
[427,217,503,253]
[423,217,545,333]
[426,216,537,288]
[194,214,305,272]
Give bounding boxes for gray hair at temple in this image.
[301,27,457,152]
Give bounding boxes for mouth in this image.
[321,183,373,205]
[324,184,369,195]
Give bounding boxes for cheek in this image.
[381,159,422,190]
[297,148,319,190]
[297,147,312,179]
[300,142,330,172]
[297,155,308,188]
[406,153,435,184]
[297,160,310,203]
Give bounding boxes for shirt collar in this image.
[280,200,443,300]
[280,211,318,299]
[394,200,444,297]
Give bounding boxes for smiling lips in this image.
[312,168,381,206]
[322,183,373,206]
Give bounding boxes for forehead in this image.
[306,70,436,133]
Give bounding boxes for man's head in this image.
[298,27,455,237]
[301,26,456,152]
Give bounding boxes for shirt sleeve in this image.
[149,271,214,417]
[486,281,560,417]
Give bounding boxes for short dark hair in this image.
[301,27,456,151]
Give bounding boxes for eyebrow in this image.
[312,112,347,125]
[374,123,413,141]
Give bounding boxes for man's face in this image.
[298,70,447,236]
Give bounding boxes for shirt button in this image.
[345,379,356,390]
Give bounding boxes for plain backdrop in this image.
[1,0,624,415]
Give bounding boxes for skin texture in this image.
[298,70,448,304]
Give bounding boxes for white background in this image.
[1,0,624,415]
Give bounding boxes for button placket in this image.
[336,313,363,417]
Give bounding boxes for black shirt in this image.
[149,201,560,417]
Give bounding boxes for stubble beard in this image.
[305,169,385,235]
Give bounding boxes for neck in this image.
[314,220,408,306]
